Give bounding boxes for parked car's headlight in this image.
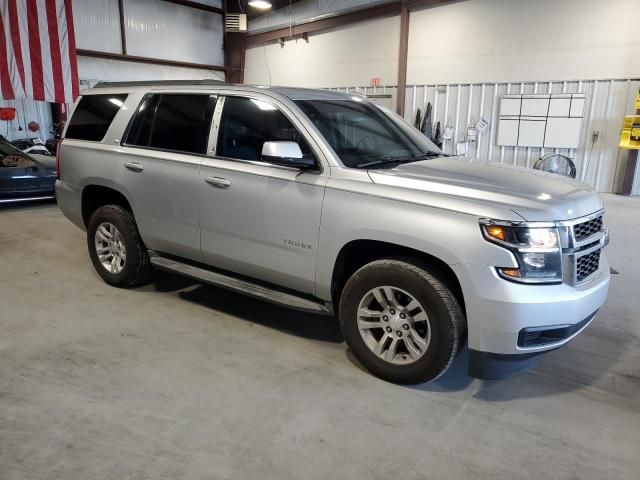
[480,220,562,284]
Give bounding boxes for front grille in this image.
[573,216,603,242]
[577,249,601,282]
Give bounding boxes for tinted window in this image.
[66,94,127,141]
[125,94,214,155]
[295,99,441,168]
[125,95,159,148]
[217,97,315,163]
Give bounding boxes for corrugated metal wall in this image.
[330,79,640,194]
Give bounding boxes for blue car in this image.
[0,138,56,203]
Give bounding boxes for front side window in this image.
[295,99,442,168]
[66,94,128,141]
[125,94,215,155]
[216,96,315,163]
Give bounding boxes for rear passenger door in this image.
[198,95,328,295]
[119,93,216,261]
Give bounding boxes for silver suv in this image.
[56,80,610,384]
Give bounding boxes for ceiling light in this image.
[248,0,272,10]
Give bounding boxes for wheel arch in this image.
[81,184,133,227]
[330,239,466,315]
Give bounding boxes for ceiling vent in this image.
[225,13,247,32]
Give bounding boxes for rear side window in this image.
[124,94,215,155]
[66,94,127,141]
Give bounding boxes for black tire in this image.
[87,205,153,287]
[339,258,465,384]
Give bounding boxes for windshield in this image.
[295,99,442,168]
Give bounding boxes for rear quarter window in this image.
[65,94,128,141]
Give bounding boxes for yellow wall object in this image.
[635,94,640,110]
[620,116,640,150]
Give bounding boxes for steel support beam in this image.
[118,0,127,55]
[225,33,246,83]
[160,0,224,15]
[396,3,410,116]
[76,49,227,72]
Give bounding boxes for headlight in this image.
[480,220,562,284]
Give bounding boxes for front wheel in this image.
[87,205,153,287]
[339,259,465,384]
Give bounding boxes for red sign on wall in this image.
[370,77,381,87]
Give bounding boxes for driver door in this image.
[198,95,328,294]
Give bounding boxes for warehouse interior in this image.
[1,0,639,479]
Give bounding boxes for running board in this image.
[149,252,333,315]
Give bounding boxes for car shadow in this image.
[408,323,629,400]
[139,272,627,400]
[141,270,343,344]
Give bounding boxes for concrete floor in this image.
[1,194,639,480]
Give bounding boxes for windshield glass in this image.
[295,99,442,168]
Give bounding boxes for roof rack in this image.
[93,79,228,88]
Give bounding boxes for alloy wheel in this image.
[356,286,431,365]
[94,222,127,274]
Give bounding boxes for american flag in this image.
[0,0,79,103]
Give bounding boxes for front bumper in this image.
[452,255,609,379]
[468,310,598,379]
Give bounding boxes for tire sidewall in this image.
[340,262,457,384]
[87,206,141,287]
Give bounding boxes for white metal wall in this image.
[124,0,224,66]
[0,99,53,144]
[73,0,224,66]
[73,0,122,53]
[330,79,640,194]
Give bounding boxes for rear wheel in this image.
[339,259,464,384]
[87,205,152,287]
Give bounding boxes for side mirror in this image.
[261,141,316,169]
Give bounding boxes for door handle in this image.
[204,176,231,188]
[124,162,144,172]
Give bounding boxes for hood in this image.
[367,156,603,221]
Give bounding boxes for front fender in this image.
[315,187,516,300]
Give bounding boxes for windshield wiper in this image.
[356,152,442,169]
